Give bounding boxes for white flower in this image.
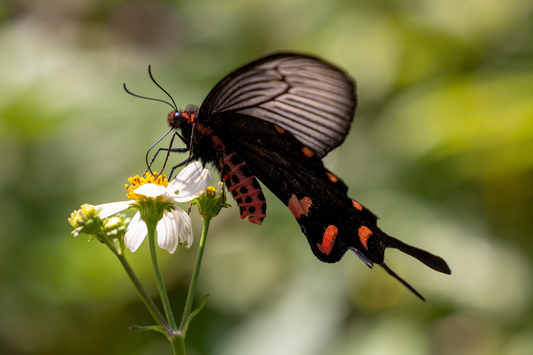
[96,162,211,253]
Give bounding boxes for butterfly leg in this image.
[168,154,200,179]
[145,131,188,176]
[144,146,188,175]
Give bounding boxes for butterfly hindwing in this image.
[209,112,452,284]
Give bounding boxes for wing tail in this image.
[380,263,426,301]
[379,232,451,275]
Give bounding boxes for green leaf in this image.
[130,325,172,337]
[181,294,209,335]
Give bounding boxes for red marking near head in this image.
[167,111,176,126]
[358,226,372,249]
[274,125,285,134]
[167,108,199,127]
[316,225,338,255]
[287,194,312,218]
[302,147,315,158]
[181,112,198,124]
[352,200,363,211]
[326,171,339,183]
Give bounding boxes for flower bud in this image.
[103,213,131,238]
[68,204,97,228]
[194,182,226,221]
[68,204,102,237]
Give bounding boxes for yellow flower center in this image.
[205,186,217,198]
[125,172,169,200]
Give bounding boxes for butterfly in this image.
[127,52,451,301]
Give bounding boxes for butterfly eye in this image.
[169,111,183,128]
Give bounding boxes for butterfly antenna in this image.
[379,263,426,301]
[148,65,178,110]
[123,83,176,110]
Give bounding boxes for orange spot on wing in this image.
[287,194,312,218]
[274,125,285,134]
[358,226,372,249]
[316,225,338,255]
[352,200,363,211]
[326,171,339,183]
[302,147,315,158]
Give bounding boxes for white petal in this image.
[157,211,179,254]
[96,201,132,219]
[124,212,147,252]
[167,162,211,202]
[171,169,211,203]
[156,213,169,249]
[173,208,193,248]
[215,181,224,196]
[169,162,205,191]
[133,183,167,198]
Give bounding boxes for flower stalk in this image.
[68,163,224,354]
[180,218,210,330]
[69,206,168,328]
[146,218,178,331]
[116,252,168,328]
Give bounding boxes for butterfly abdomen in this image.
[211,135,267,225]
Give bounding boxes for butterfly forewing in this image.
[199,53,357,158]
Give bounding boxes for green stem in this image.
[171,336,186,355]
[146,220,178,331]
[179,218,211,329]
[117,254,168,327]
[100,233,168,328]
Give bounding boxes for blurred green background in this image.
[1,0,532,354]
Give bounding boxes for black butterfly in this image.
[128,52,451,301]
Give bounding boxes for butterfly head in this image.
[168,105,199,129]
[168,110,184,128]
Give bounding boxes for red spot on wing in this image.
[326,171,339,183]
[352,199,363,211]
[358,226,372,249]
[302,147,315,158]
[316,225,338,256]
[274,125,285,134]
[287,194,312,218]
